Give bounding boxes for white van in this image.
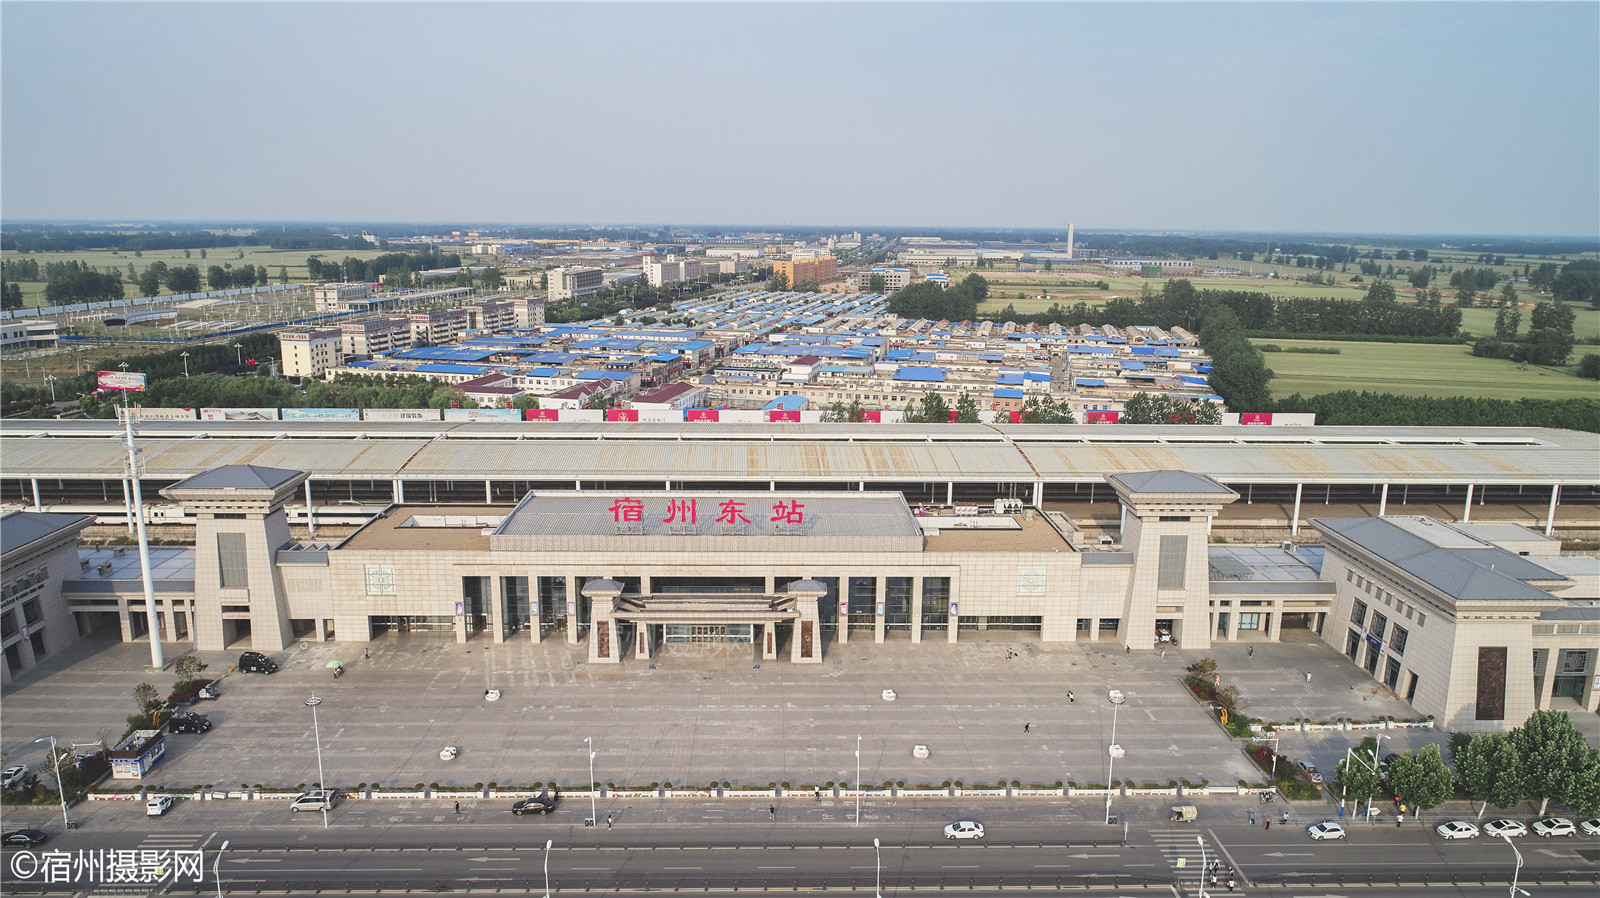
[146,795,174,816]
[291,790,336,812]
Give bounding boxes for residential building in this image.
[278,329,344,380]
[548,267,605,301]
[773,255,838,287]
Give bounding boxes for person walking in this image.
[1247,646,1253,658]
[454,801,460,815]
[769,805,776,820]
[1248,810,1254,825]
[1396,813,1403,827]
[1264,818,1271,830]
[364,647,370,660]
[607,813,613,830]
[1067,691,1075,703]
[1304,671,1312,683]
[1024,722,1031,733]
[815,788,821,802]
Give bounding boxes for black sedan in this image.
[3,829,48,846]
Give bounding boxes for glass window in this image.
[1157,535,1187,589]
[1350,599,1368,627]
[1390,625,1408,656]
[1370,612,1388,641]
[1238,612,1262,630]
[217,533,249,589]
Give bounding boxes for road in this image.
[4,801,1597,895]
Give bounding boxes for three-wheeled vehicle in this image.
[1170,805,1198,823]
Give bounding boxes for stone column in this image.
[873,578,886,644]
[761,624,779,660]
[634,623,652,660]
[910,578,924,645]
[838,594,850,645]
[489,576,505,645]
[566,576,582,645]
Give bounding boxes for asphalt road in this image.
[4,802,1596,895]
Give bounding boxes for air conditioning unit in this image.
[81,559,92,572]
[1280,541,1295,553]
[114,547,126,557]
[97,561,114,576]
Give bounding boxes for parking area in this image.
[0,630,1438,799]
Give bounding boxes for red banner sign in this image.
[1240,412,1273,425]
[686,409,719,422]
[606,409,639,422]
[1085,410,1121,423]
[525,409,560,421]
[768,410,801,422]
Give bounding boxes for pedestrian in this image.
[1210,874,1218,888]
[607,813,613,830]
[1304,671,1312,684]
[1396,814,1403,827]
[1248,811,1254,825]
[454,801,460,815]
[1264,818,1271,830]
[1227,878,1235,892]
[1125,645,1131,654]
[1247,646,1253,658]
[769,805,776,820]
[1024,722,1031,733]
[815,788,821,802]
[1160,648,1166,659]
[364,647,370,659]
[1067,691,1074,703]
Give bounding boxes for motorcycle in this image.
[332,665,344,679]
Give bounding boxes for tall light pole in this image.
[122,410,164,670]
[1105,689,1125,825]
[873,837,882,898]
[305,696,328,829]
[1502,833,1528,898]
[233,342,242,366]
[855,734,862,825]
[542,839,553,898]
[584,736,597,826]
[213,840,230,898]
[1196,835,1209,898]
[181,351,190,377]
[44,373,57,403]
[32,736,71,830]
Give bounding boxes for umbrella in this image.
[325,660,344,668]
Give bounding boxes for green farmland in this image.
[1257,339,1597,402]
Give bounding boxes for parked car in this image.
[511,789,559,816]
[239,651,278,674]
[1579,818,1600,836]
[1483,819,1527,838]
[1296,760,1323,784]
[168,713,212,734]
[1307,822,1347,841]
[439,746,459,761]
[1,766,28,790]
[2,829,48,846]
[912,744,930,759]
[291,790,336,813]
[146,795,175,816]
[1436,821,1481,840]
[1532,817,1576,838]
[944,820,985,840]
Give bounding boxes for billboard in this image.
[767,410,801,422]
[199,408,277,422]
[97,370,147,392]
[525,409,560,421]
[1240,412,1274,425]
[283,408,361,421]
[685,409,719,422]
[860,410,882,423]
[133,407,197,421]
[1084,410,1121,423]
[363,408,443,421]
[606,409,639,422]
[444,408,520,422]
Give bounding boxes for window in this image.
[1238,612,1262,630]
[217,533,249,589]
[1370,612,1388,641]
[1157,535,1187,589]
[1390,625,1408,656]
[1350,599,1368,627]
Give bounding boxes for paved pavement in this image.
[0,626,1462,800]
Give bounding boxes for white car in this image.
[1579,818,1600,836]
[1532,817,1576,838]
[1307,821,1347,841]
[484,689,502,702]
[290,790,336,812]
[1436,821,1481,840]
[1296,760,1323,784]
[146,795,175,816]
[944,820,985,840]
[440,746,459,761]
[1483,819,1527,838]
[912,744,929,759]
[1,766,27,790]
[882,689,897,701]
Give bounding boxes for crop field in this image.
[1256,338,1596,402]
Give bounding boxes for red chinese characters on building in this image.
[716,500,751,525]
[770,500,805,524]
[665,498,697,524]
[610,498,644,523]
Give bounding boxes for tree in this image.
[278,266,289,285]
[1,281,21,310]
[1387,744,1453,817]
[1499,282,1519,307]
[868,274,886,294]
[482,267,505,291]
[1364,280,1396,304]
[1413,248,1429,262]
[136,261,168,298]
[1456,732,1526,820]
[954,392,980,423]
[173,654,205,682]
[511,393,540,411]
[132,682,161,713]
[1578,353,1600,380]
[1511,709,1594,814]
[1454,285,1477,308]
[1526,300,1577,365]
[166,265,201,294]
[1551,260,1600,309]
[1408,268,1432,289]
[917,392,951,423]
[767,270,789,292]
[1334,751,1384,810]
[960,273,990,302]
[792,279,820,293]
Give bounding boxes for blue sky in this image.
[3,2,1596,235]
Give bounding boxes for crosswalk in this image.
[1149,829,1241,893]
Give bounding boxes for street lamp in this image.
[1501,833,1528,898]
[233,342,242,365]
[1105,689,1125,825]
[32,736,71,831]
[584,736,597,826]
[855,734,862,826]
[1196,835,1209,898]
[873,837,882,898]
[44,373,57,403]
[542,839,553,898]
[305,696,328,829]
[213,840,230,898]
[181,351,190,377]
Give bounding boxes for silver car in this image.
[1532,817,1576,838]
[1436,821,1480,840]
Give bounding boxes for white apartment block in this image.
[548,267,605,301]
[341,319,413,358]
[409,309,469,347]
[313,282,371,312]
[278,329,344,380]
[643,254,704,287]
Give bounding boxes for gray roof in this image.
[1312,516,1561,603]
[1,511,92,557]
[167,464,304,492]
[1109,470,1236,496]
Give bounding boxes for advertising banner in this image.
[1240,412,1274,425]
[767,410,801,422]
[1085,410,1121,423]
[97,370,147,392]
[860,410,882,423]
[606,409,639,422]
[199,408,277,422]
[444,408,519,422]
[363,408,442,421]
[685,408,719,422]
[133,407,196,421]
[525,409,560,421]
[283,408,361,421]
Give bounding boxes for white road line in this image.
[664,866,702,870]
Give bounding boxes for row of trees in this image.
[1197,307,1273,411]
[886,274,990,322]
[41,260,125,305]
[1270,391,1599,432]
[1332,711,1599,818]
[1472,299,1578,365]
[303,250,463,284]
